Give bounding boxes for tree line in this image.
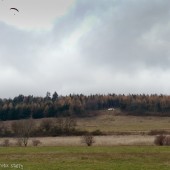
[0,92,170,120]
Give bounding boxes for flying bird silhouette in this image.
[10,8,19,12]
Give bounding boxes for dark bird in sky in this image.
[10,8,19,12]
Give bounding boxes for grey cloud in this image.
[1,0,170,98]
[77,0,170,71]
[0,22,49,73]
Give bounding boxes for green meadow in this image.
[0,146,170,170]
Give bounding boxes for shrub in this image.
[148,130,167,136]
[163,136,170,146]
[72,130,88,136]
[32,139,41,146]
[154,135,166,146]
[91,130,103,136]
[40,119,53,132]
[82,133,95,146]
[16,138,22,147]
[2,139,10,147]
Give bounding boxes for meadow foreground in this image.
[0,146,170,170]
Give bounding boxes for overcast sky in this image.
[0,0,170,98]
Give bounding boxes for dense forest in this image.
[0,92,170,120]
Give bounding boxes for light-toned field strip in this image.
[76,113,170,132]
[0,135,155,146]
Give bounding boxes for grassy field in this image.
[4,110,170,134]
[0,146,170,170]
[76,110,170,133]
[0,111,170,170]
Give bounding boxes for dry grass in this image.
[76,110,170,133]
[93,135,154,146]
[0,110,169,147]
[0,135,154,146]
[3,110,170,134]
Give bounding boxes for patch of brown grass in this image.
[0,135,154,146]
[76,111,170,133]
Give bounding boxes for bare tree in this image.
[11,118,34,147]
[0,121,10,137]
[40,119,53,132]
[63,117,77,133]
[82,133,95,146]
[56,117,77,134]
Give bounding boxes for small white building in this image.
[108,108,115,111]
